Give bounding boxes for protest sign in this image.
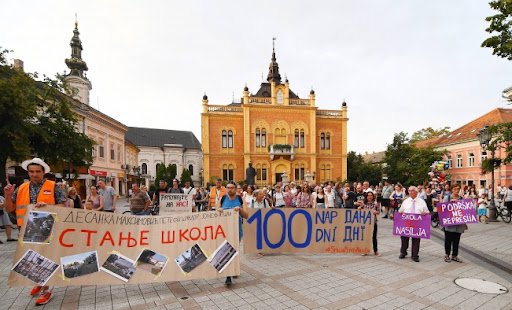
[159,193,193,214]
[244,208,374,254]
[436,198,478,227]
[9,206,239,286]
[393,213,431,239]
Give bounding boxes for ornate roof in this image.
[65,20,89,79]
[126,127,201,149]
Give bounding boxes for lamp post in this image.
[477,126,498,221]
[199,168,204,187]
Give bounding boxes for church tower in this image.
[65,18,92,105]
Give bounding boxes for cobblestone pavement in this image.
[1,210,511,310]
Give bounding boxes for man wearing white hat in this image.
[4,157,66,305]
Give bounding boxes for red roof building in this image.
[419,108,512,190]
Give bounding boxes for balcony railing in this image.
[316,110,343,117]
[207,105,243,113]
[248,97,271,104]
[289,99,310,106]
[269,144,295,160]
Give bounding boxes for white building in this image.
[126,127,202,187]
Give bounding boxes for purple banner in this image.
[436,198,478,227]
[393,213,431,239]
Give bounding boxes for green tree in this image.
[482,0,512,60]
[346,151,383,184]
[479,123,512,173]
[154,163,177,187]
[180,168,192,187]
[410,126,451,143]
[0,48,94,180]
[383,132,446,185]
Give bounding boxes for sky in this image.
[2,1,511,154]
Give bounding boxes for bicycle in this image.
[496,200,511,223]
[122,204,159,216]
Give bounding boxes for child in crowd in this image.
[84,200,94,211]
[478,193,488,224]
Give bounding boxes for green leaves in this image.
[482,0,512,60]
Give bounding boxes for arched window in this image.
[222,164,234,181]
[320,164,331,182]
[156,163,160,173]
[188,164,194,176]
[300,130,305,148]
[99,139,105,158]
[228,130,233,148]
[222,130,227,148]
[320,133,325,149]
[294,163,306,181]
[256,163,268,184]
[294,130,299,147]
[255,129,267,148]
[142,163,148,175]
[326,134,330,150]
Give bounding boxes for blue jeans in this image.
[131,209,151,215]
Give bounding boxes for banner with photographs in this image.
[8,206,239,286]
[159,193,194,214]
[244,208,374,254]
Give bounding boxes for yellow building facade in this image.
[201,48,348,186]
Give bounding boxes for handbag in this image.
[390,199,398,208]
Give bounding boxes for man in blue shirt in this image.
[217,181,248,286]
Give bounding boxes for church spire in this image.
[267,37,281,84]
[65,17,89,79]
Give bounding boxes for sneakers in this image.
[382,215,388,219]
[225,276,232,286]
[374,252,380,256]
[35,292,52,305]
[30,286,42,296]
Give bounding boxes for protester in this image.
[389,184,405,220]
[290,182,298,207]
[84,200,94,210]
[425,187,435,213]
[354,184,366,207]
[152,180,169,210]
[217,181,248,286]
[97,180,116,212]
[334,182,344,208]
[465,187,478,206]
[3,158,66,305]
[442,183,467,263]
[503,185,512,216]
[68,187,83,209]
[262,188,273,208]
[398,186,429,262]
[130,183,150,215]
[86,186,103,211]
[313,186,327,208]
[243,185,255,205]
[64,187,75,208]
[167,178,184,194]
[183,180,196,197]
[440,184,451,201]
[283,185,293,207]
[0,188,16,243]
[325,185,336,208]
[273,185,285,208]
[343,185,357,209]
[296,185,312,208]
[250,190,270,208]
[478,193,489,224]
[194,187,208,212]
[359,191,380,256]
[207,178,225,211]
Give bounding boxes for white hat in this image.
[21,158,51,174]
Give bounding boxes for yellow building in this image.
[201,47,348,186]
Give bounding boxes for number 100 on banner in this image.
[244,209,374,255]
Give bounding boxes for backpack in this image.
[220,194,243,206]
[251,199,268,208]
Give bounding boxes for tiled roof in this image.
[126,127,201,149]
[251,82,299,99]
[416,108,512,147]
[363,151,385,164]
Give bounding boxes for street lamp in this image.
[477,126,498,221]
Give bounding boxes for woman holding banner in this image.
[359,191,380,256]
[442,183,467,263]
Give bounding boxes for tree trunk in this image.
[0,157,7,187]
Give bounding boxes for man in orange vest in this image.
[207,177,225,211]
[4,157,66,306]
